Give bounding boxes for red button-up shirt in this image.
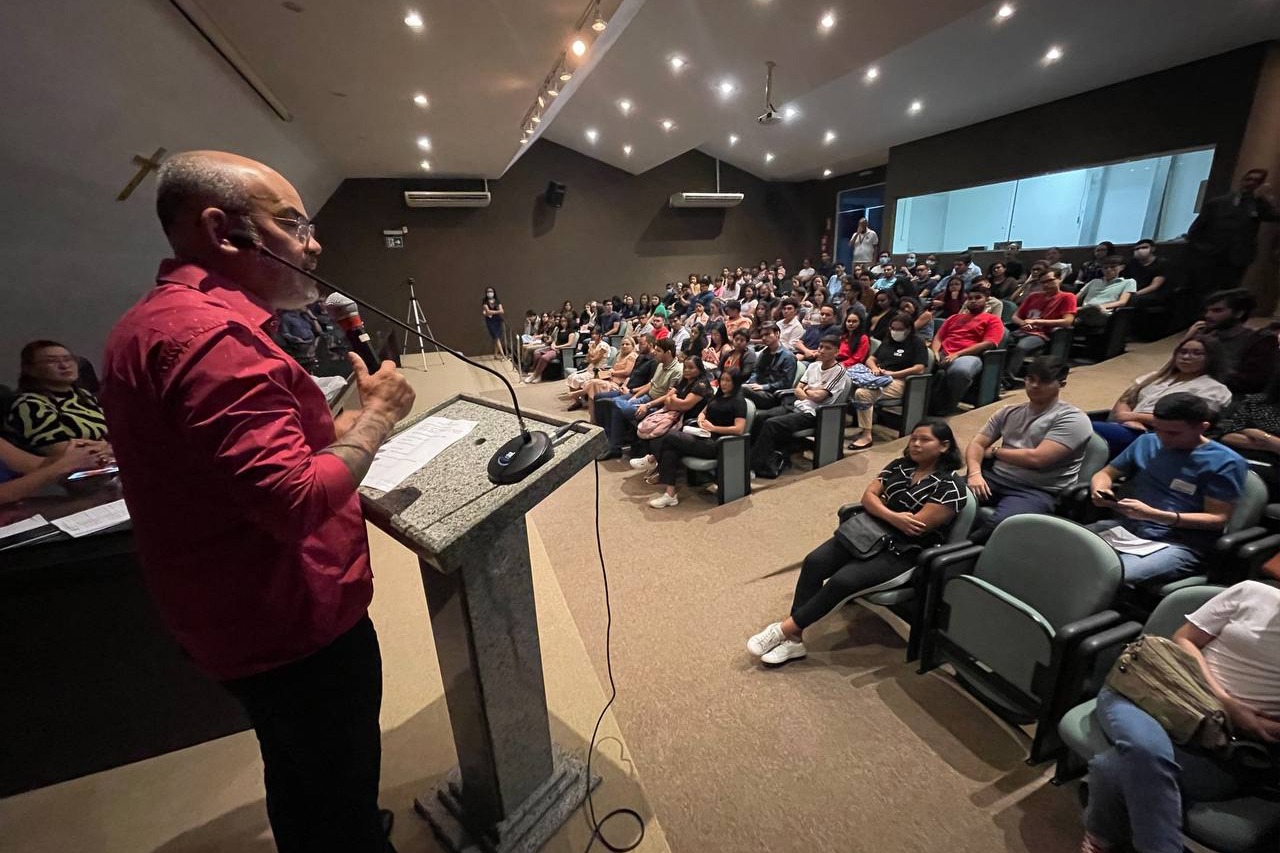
[101,260,372,680]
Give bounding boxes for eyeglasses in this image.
[266,214,316,245]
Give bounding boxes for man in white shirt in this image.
[750,336,849,479]
[668,312,690,352]
[796,259,816,284]
[1075,255,1137,331]
[826,263,847,299]
[777,298,805,349]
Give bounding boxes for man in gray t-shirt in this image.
[964,356,1093,542]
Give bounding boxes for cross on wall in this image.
[116,147,167,201]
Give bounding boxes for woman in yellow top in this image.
[7,341,109,456]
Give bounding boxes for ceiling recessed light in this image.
[623,144,633,156]
[996,3,1015,19]
[669,56,686,72]
[585,128,598,143]
[661,119,674,131]
[908,99,923,114]
[824,130,836,144]
[571,38,587,57]
[819,11,836,30]
[591,0,607,32]
[416,136,431,150]
[765,153,775,163]
[864,66,879,82]
[823,169,832,177]
[420,160,431,171]
[403,10,423,30]
[618,98,632,115]
[728,133,739,146]
[413,93,428,107]
[718,80,735,96]
[1044,45,1063,63]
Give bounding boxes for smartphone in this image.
[66,464,120,482]
[1095,488,1118,502]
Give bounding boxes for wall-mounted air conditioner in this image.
[668,192,745,208]
[404,191,491,208]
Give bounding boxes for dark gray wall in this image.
[314,141,810,356]
[882,44,1270,241]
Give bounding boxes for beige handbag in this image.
[1104,635,1232,753]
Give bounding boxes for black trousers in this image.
[790,538,915,630]
[653,430,718,485]
[223,616,387,853]
[743,386,780,411]
[750,409,814,471]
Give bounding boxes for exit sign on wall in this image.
[385,235,404,249]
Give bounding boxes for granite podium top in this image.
[359,394,605,572]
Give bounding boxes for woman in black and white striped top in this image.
[747,418,966,666]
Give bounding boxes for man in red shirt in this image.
[928,286,1006,414]
[1005,268,1077,384]
[101,151,414,853]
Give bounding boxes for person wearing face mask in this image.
[847,314,929,452]
[1075,256,1137,331]
[482,287,507,360]
[1125,239,1169,307]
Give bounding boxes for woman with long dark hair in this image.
[747,418,965,665]
[1095,337,1232,456]
[481,287,507,359]
[837,310,870,367]
[642,369,747,508]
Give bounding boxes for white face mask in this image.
[906,255,917,265]
[879,256,890,265]
[925,260,936,269]
[890,329,910,343]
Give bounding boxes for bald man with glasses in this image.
[102,151,412,852]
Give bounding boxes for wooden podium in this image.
[360,395,605,853]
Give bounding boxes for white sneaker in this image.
[746,622,785,656]
[629,455,656,471]
[648,492,679,508]
[761,639,807,666]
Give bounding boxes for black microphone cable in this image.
[581,459,644,853]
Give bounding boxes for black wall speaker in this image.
[545,181,567,208]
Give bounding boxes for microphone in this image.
[322,292,380,373]
[227,230,553,485]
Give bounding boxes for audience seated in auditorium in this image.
[965,357,1092,542]
[836,311,870,368]
[6,341,110,455]
[986,261,1018,300]
[1088,394,1247,585]
[565,330,610,403]
[1004,270,1077,383]
[1000,246,1026,281]
[589,334,657,425]
[750,336,849,480]
[959,277,1003,318]
[1045,246,1073,283]
[700,328,729,372]
[522,313,576,383]
[847,313,930,452]
[746,419,965,666]
[932,276,966,320]
[626,356,712,481]
[1125,238,1170,308]
[723,300,752,338]
[598,337,681,460]
[825,263,847,299]
[1183,288,1279,395]
[1093,337,1232,457]
[574,336,638,411]
[897,295,935,341]
[792,304,839,362]
[634,369,749,509]
[869,291,895,340]
[777,298,805,350]
[743,323,798,412]
[907,263,935,298]
[1009,259,1050,303]
[720,329,758,378]
[1079,580,1280,853]
[928,289,1006,415]
[1073,241,1117,292]
[930,253,982,296]
[1213,373,1280,458]
[0,436,103,505]
[1074,256,1137,331]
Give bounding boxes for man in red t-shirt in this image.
[101,151,414,853]
[929,287,1006,414]
[1005,269,1077,383]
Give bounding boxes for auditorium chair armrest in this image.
[1265,503,1280,522]
[1037,609,1127,756]
[1085,409,1111,422]
[1239,533,1280,580]
[1215,525,1267,556]
[837,502,862,523]
[920,544,983,630]
[1060,618,1144,701]
[1053,610,1124,652]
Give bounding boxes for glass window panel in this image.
[940,182,1016,252]
[1008,168,1090,248]
[1090,159,1161,245]
[1158,149,1215,241]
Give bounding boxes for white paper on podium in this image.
[361,416,479,492]
[50,499,131,537]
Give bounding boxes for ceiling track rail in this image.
[167,0,293,122]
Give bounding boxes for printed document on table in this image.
[361,416,479,493]
[51,499,131,538]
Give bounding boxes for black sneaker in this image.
[598,448,623,461]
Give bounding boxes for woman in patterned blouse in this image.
[746,418,966,666]
[1214,372,1280,456]
[6,340,110,455]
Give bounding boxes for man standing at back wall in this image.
[101,151,414,853]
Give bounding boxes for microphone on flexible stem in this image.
[227,230,553,485]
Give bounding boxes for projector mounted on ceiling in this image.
[757,61,782,126]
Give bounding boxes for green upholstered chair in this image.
[873,346,935,438]
[680,398,756,505]
[918,514,1125,763]
[1055,585,1280,853]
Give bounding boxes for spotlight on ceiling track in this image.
[591,0,607,32]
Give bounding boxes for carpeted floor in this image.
[506,336,1179,853]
